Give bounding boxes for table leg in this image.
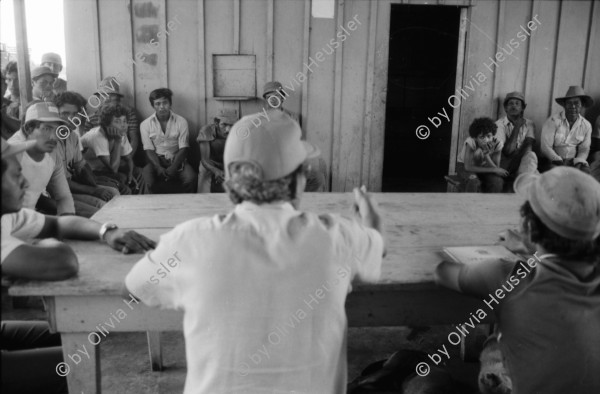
[61,333,101,393]
[147,331,163,371]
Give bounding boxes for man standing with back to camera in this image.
[125,111,385,393]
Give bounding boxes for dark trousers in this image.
[456,163,504,193]
[1,321,67,394]
[143,162,197,193]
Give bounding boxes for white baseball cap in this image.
[225,110,320,181]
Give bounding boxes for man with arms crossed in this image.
[125,111,385,393]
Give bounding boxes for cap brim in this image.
[513,172,538,198]
[303,141,320,159]
[3,140,37,158]
[35,117,69,126]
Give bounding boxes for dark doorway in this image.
[382,5,461,192]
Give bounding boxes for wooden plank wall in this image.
[458,0,600,154]
[63,0,600,192]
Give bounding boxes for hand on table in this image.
[353,185,381,229]
[496,228,534,255]
[105,229,156,254]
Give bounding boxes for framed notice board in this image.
[212,54,256,100]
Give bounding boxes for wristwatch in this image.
[99,222,118,242]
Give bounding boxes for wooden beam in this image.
[331,0,345,191]
[448,7,468,175]
[362,0,378,188]
[13,0,32,108]
[233,0,240,54]
[198,0,207,126]
[300,0,311,138]
[91,0,102,84]
[266,0,274,82]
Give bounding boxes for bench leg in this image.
[61,332,101,393]
[147,331,163,371]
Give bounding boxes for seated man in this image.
[495,92,538,190]
[30,66,57,103]
[1,138,155,393]
[140,88,196,193]
[81,103,148,194]
[263,81,327,191]
[196,111,237,193]
[3,61,21,124]
[590,115,600,182]
[84,76,144,167]
[8,102,76,216]
[540,86,593,174]
[40,52,67,95]
[53,92,120,216]
[436,166,600,394]
[124,111,384,392]
[1,62,20,139]
[456,117,508,193]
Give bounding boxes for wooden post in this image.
[13,0,32,111]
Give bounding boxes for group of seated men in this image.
[457,86,600,192]
[1,54,326,218]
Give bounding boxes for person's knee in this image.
[484,175,504,193]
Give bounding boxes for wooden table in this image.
[8,193,522,393]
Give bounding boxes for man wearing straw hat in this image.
[125,111,385,393]
[540,85,594,176]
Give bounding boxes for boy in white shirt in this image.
[125,111,385,393]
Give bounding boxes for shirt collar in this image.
[559,111,582,124]
[235,201,296,213]
[152,111,173,123]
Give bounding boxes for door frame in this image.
[368,0,473,190]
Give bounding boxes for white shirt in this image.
[126,201,384,394]
[140,111,189,160]
[495,116,535,151]
[541,112,592,164]
[9,130,75,214]
[81,127,133,172]
[1,209,45,263]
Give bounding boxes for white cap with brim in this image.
[24,102,69,125]
[1,138,37,158]
[225,110,320,181]
[514,167,600,241]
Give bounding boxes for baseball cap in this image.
[514,167,600,241]
[1,138,36,158]
[24,102,69,125]
[41,52,62,66]
[96,76,123,97]
[31,66,58,80]
[263,81,283,98]
[503,91,526,107]
[225,110,320,181]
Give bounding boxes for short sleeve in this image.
[83,131,110,157]
[177,118,189,149]
[526,120,536,140]
[495,120,507,145]
[332,215,384,283]
[197,125,216,142]
[1,209,46,263]
[125,228,184,309]
[120,135,133,156]
[140,120,155,151]
[491,137,503,153]
[457,258,515,298]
